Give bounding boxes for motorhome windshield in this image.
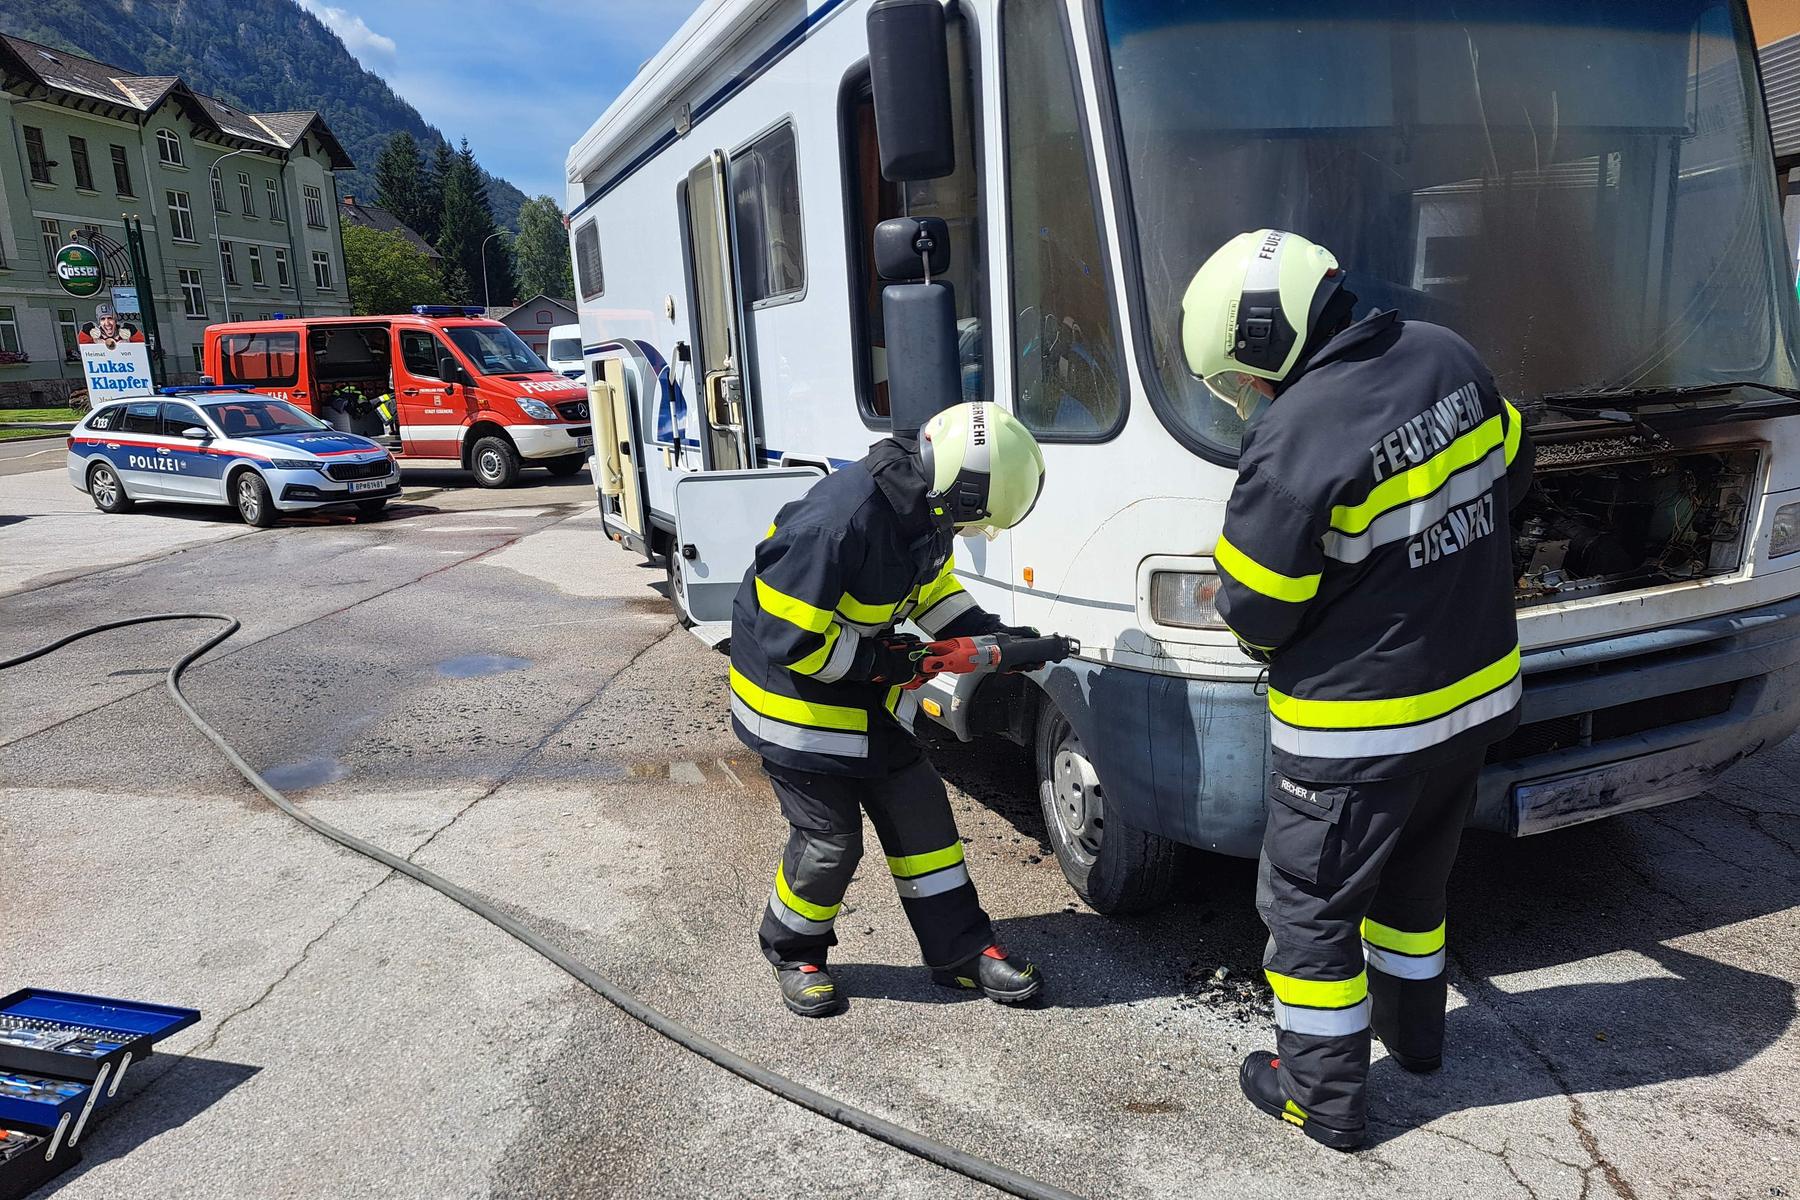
[1098,0,1800,456]
[445,325,551,375]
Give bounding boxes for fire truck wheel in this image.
[1035,697,1186,914]
[543,454,586,478]
[233,471,279,527]
[87,462,134,514]
[471,436,521,488]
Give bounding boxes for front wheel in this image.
[664,551,695,629]
[233,471,279,527]
[87,462,133,514]
[470,436,521,488]
[1035,696,1187,914]
[543,454,585,478]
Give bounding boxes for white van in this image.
[565,0,1800,911]
[544,323,585,380]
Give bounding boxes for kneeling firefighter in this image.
[1182,230,1533,1148]
[731,401,1053,1016]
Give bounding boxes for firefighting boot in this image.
[776,963,843,1018]
[931,944,1045,1004]
[1239,1051,1365,1151]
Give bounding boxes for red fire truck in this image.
[202,306,592,487]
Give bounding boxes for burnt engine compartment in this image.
[1514,440,1758,607]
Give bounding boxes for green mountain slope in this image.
[0,0,526,231]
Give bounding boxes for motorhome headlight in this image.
[268,458,323,472]
[517,398,557,421]
[1771,500,1800,558]
[1148,570,1227,630]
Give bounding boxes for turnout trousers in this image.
[757,756,995,971]
[1255,751,1483,1131]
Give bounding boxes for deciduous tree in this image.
[344,224,444,315]
[514,195,574,300]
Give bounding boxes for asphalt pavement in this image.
[1,462,1795,1200]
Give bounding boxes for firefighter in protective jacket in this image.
[1182,230,1533,1149]
[731,402,1051,1016]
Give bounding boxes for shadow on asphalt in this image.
[397,468,592,494]
[37,1055,260,1195]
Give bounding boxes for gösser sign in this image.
[55,244,103,297]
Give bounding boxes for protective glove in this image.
[998,623,1040,639]
[852,635,928,685]
[1236,639,1274,665]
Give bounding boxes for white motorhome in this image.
[566,0,1800,911]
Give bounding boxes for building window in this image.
[40,219,60,270]
[311,250,333,290]
[266,178,282,220]
[58,308,80,362]
[247,245,265,285]
[731,121,806,304]
[191,344,203,372]
[180,268,206,318]
[574,219,603,300]
[274,247,291,287]
[24,126,50,183]
[111,144,133,196]
[1002,0,1124,439]
[303,184,326,228]
[231,310,244,322]
[210,168,228,211]
[69,136,94,191]
[238,172,255,215]
[157,129,184,166]
[221,240,237,285]
[167,190,195,242]
[0,307,21,354]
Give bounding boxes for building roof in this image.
[488,294,577,324]
[340,195,441,258]
[1763,33,1800,165]
[0,34,353,169]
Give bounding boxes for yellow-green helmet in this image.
[919,402,1045,539]
[1180,229,1343,419]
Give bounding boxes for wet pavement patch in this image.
[435,654,533,679]
[262,754,350,792]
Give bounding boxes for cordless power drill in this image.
[898,632,1080,690]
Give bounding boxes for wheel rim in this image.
[478,448,503,480]
[237,477,261,520]
[1048,725,1105,865]
[91,468,118,507]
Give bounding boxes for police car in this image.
[67,386,400,526]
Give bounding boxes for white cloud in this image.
[296,0,398,63]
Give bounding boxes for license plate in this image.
[349,479,385,494]
[575,435,594,448]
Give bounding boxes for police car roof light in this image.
[411,305,486,318]
[161,384,256,395]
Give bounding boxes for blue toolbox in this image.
[0,989,200,1199]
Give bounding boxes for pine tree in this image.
[372,132,431,240]
[440,262,472,305]
[435,138,516,308]
[420,140,456,245]
[515,195,575,300]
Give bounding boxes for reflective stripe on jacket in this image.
[729,438,1003,776]
[1216,312,1534,783]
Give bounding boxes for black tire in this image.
[87,462,133,513]
[664,552,695,629]
[355,498,389,517]
[543,454,586,478]
[470,435,521,488]
[1035,695,1186,914]
[232,470,279,527]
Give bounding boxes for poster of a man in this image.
[77,302,144,350]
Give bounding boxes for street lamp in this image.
[208,146,254,322]
[479,230,504,311]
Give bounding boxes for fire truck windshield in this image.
[1098,0,1800,455]
[446,325,552,376]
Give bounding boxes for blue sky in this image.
[297,0,704,204]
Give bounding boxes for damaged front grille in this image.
[1486,681,1736,764]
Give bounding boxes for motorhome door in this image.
[681,150,759,471]
[671,466,823,643]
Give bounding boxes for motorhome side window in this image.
[574,220,604,300]
[219,331,300,386]
[732,121,806,304]
[1003,0,1124,439]
[400,331,444,378]
[844,13,986,421]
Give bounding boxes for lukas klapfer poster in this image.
[76,301,154,400]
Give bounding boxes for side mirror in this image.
[180,426,211,441]
[866,0,954,182]
[438,354,465,383]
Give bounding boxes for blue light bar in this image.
[161,384,256,395]
[411,305,487,318]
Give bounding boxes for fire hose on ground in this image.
[1,614,1088,1200]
